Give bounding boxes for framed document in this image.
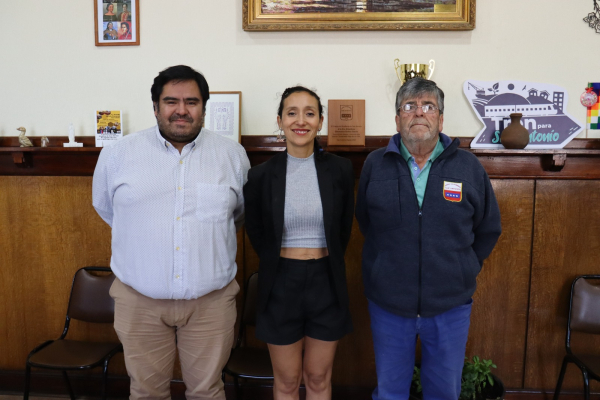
[204,92,242,143]
[95,0,140,46]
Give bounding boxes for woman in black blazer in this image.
[244,86,354,400]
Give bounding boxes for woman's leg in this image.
[268,339,304,400]
[303,337,338,400]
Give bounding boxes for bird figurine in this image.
[17,127,33,147]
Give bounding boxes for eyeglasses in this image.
[398,104,440,114]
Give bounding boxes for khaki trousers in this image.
[110,278,239,400]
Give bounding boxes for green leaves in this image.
[460,356,497,400]
[411,356,497,400]
[412,366,422,394]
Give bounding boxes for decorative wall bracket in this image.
[12,152,30,167]
[541,152,567,172]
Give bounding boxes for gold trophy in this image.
[394,59,435,85]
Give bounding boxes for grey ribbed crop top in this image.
[281,153,327,248]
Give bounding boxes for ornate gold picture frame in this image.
[243,0,475,31]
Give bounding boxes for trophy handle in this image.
[394,59,402,81]
[428,59,435,79]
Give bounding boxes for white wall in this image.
[1,0,598,138]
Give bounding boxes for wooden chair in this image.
[24,267,123,400]
[223,272,274,399]
[553,275,600,400]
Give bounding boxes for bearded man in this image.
[93,65,250,400]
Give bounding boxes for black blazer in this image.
[243,149,355,314]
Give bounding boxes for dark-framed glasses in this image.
[399,104,439,114]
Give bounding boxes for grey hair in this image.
[395,77,444,115]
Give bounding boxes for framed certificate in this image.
[204,92,242,143]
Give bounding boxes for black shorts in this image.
[256,256,352,345]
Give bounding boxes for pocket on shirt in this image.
[195,183,230,222]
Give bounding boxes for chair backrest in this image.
[67,267,116,324]
[241,272,259,327]
[569,275,600,335]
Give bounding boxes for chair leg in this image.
[582,369,590,400]
[102,358,110,400]
[552,357,569,400]
[62,370,75,400]
[234,376,242,400]
[23,365,31,400]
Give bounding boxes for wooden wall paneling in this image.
[2,138,600,397]
[331,206,376,387]
[466,180,535,390]
[0,176,122,373]
[525,180,600,391]
[241,231,264,351]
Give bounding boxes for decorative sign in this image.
[327,100,365,146]
[95,110,123,147]
[204,92,241,143]
[464,80,583,149]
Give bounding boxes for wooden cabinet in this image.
[1,136,600,394]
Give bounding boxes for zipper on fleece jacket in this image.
[400,156,424,318]
[417,208,422,317]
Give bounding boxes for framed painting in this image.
[204,92,242,143]
[243,0,475,31]
[95,0,140,46]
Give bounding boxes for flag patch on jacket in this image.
[443,181,462,202]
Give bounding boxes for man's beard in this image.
[156,112,204,144]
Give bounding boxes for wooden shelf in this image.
[1,135,600,178]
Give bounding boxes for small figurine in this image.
[17,127,33,147]
[41,136,50,147]
[63,123,83,147]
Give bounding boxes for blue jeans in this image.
[368,300,472,400]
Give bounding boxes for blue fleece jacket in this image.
[355,133,501,318]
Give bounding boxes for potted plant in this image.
[410,356,505,400]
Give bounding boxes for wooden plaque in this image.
[327,100,365,146]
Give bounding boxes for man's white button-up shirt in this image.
[93,126,250,300]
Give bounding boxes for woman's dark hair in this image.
[151,65,210,111]
[106,3,113,11]
[277,86,323,119]
[107,22,113,29]
[277,86,324,156]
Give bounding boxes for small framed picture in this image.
[204,92,242,143]
[94,0,139,46]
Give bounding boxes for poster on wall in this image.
[204,92,242,143]
[95,110,123,147]
[94,0,140,46]
[464,80,583,149]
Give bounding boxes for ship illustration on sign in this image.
[464,80,582,149]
